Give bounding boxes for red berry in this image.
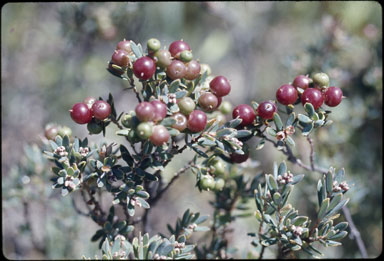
[70,103,93,124]
[210,76,231,97]
[198,92,219,112]
[301,88,324,110]
[169,40,191,58]
[230,150,249,163]
[116,39,132,53]
[150,125,170,146]
[111,50,129,67]
[187,110,207,132]
[135,102,155,122]
[257,101,277,120]
[184,60,201,80]
[92,100,111,120]
[133,56,156,80]
[292,75,311,90]
[232,104,256,126]
[150,100,167,122]
[324,86,343,107]
[171,113,188,131]
[83,96,97,109]
[166,60,186,80]
[276,84,298,105]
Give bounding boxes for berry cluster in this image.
[231,72,343,129]
[277,73,343,110]
[69,97,111,134]
[44,123,72,140]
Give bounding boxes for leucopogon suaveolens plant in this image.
[41,38,351,259]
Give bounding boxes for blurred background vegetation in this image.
[2,2,382,259]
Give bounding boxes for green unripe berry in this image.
[58,126,72,137]
[214,178,225,191]
[179,50,193,63]
[127,129,140,143]
[154,50,172,69]
[121,111,137,128]
[219,101,232,115]
[200,175,215,191]
[147,38,161,53]
[178,97,196,115]
[210,158,227,176]
[313,72,329,88]
[136,122,153,140]
[87,121,103,134]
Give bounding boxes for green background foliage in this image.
[2,2,382,259]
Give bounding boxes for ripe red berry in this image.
[133,56,156,80]
[92,100,111,120]
[209,76,231,97]
[276,84,298,105]
[169,40,191,58]
[232,104,256,126]
[292,75,311,90]
[70,103,93,124]
[257,101,277,120]
[184,60,201,80]
[150,100,167,122]
[301,88,324,110]
[324,86,343,107]
[198,92,219,112]
[116,39,132,53]
[230,150,249,164]
[111,50,129,67]
[166,60,186,80]
[187,110,207,132]
[150,125,170,146]
[135,102,155,122]
[171,113,188,131]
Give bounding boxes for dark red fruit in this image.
[135,102,155,122]
[292,75,311,90]
[150,100,167,122]
[133,56,156,80]
[230,150,249,164]
[232,104,256,126]
[167,60,186,80]
[150,125,170,146]
[257,101,277,120]
[92,100,111,120]
[324,86,343,107]
[187,110,207,132]
[171,113,188,131]
[276,84,298,105]
[209,76,231,97]
[169,40,191,58]
[301,88,324,110]
[111,50,130,67]
[116,39,132,53]
[198,92,219,112]
[70,103,93,124]
[184,60,201,80]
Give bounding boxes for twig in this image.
[71,197,90,217]
[342,206,368,258]
[306,136,315,171]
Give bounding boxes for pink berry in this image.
[187,110,207,132]
[135,102,155,122]
[150,100,168,122]
[169,40,191,58]
[150,125,170,146]
[92,100,111,120]
[292,75,311,90]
